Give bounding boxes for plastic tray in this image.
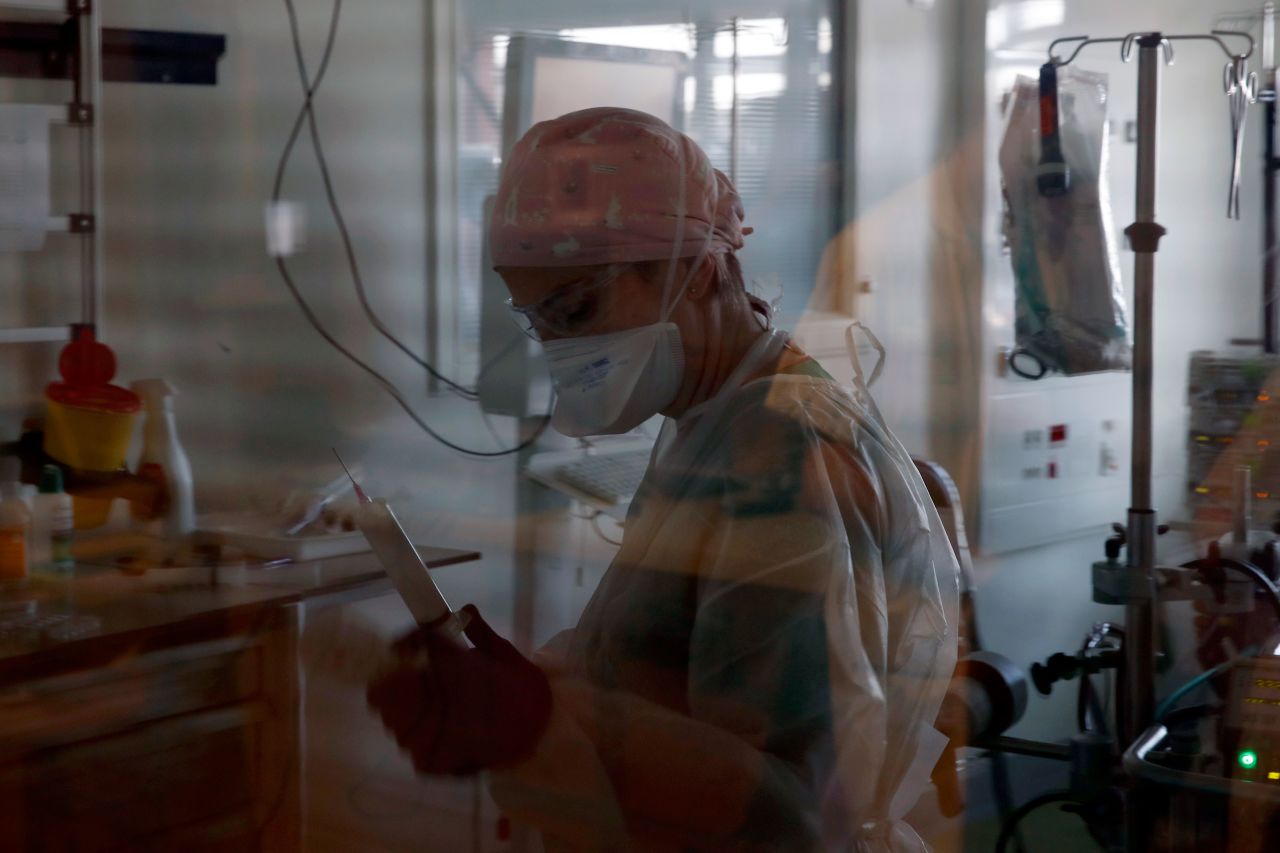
[196,516,371,562]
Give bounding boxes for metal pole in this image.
[1266,3,1278,354]
[1122,33,1167,751]
[1266,98,1277,354]
[1130,41,1159,516]
[1267,3,1276,75]
[76,0,103,331]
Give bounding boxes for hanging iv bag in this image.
[999,68,1131,376]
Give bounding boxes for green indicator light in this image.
[1239,751,1259,769]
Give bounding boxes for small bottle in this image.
[31,465,74,573]
[0,460,31,581]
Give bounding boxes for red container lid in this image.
[46,381,141,414]
[46,324,141,414]
[59,323,117,386]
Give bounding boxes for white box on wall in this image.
[979,373,1133,553]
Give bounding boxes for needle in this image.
[332,448,369,503]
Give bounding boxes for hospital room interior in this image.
[3,0,1280,850]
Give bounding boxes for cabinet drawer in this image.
[0,637,263,758]
[0,704,267,851]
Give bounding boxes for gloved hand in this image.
[366,604,553,775]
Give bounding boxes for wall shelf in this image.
[0,0,74,24]
[0,23,226,86]
[0,326,71,345]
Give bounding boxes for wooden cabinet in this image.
[0,604,302,851]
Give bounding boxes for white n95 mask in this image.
[541,322,685,437]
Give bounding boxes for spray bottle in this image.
[132,379,195,537]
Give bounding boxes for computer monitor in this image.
[479,35,688,417]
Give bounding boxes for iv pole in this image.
[1039,29,1259,845]
[1264,3,1278,354]
[994,31,1272,850]
[1045,30,1256,848]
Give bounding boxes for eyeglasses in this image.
[506,264,631,341]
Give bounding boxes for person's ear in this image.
[685,255,718,302]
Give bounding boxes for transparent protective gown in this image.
[492,330,960,852]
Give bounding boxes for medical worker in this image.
[368,108,960,852]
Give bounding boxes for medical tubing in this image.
[279,0,478,400]
[994,791,1077,853]
[1154,645,1259,723]
[273,0,550,456]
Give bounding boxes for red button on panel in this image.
[1050,424,1068,444]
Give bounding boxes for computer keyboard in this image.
[554,448,652,505]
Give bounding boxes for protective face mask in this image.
[541,322,685,437]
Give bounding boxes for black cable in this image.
[995,791,1079,853]
[1185,555,1280,625]
[279,0,477,400]
[273,0,551,457]
[987,757,1026,853]
[275,255,548,457]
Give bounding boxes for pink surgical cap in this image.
[490,107,751,268]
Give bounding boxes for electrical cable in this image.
[280,0,477,400]
[273,253,546,457]
[994,791,1080,853]
[273,0,551,458]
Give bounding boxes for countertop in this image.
[0,545,479,684]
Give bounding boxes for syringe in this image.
[335,450,467,640]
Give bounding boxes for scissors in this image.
[1224,54,1259,219]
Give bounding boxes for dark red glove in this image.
[366,605,552,776]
